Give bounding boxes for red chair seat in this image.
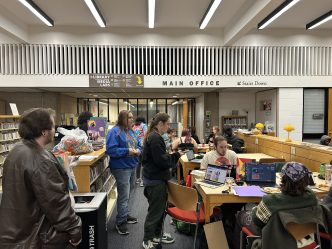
[167,206,205,223]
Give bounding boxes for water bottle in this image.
[320,163,326,179]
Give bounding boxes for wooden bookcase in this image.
[221,115,248,131]
[0,115,20,192]
[73,148,117,220]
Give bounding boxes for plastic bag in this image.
[53,127,93,155]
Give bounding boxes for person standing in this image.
[141,113,183,249]
[132,117,148,186]
[106,110,141,235]
[0,108,82,249]
[77,111,93,134]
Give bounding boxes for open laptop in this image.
[186,150,203,163]
[245,163,276,187]
[195,164,227,188]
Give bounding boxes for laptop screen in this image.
[245,163,276,183]
[186,150,195,161]
[205,165,227,184]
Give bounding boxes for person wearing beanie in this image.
[320,135,331,146]
[252,162,317,229]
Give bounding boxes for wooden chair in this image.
[163,181,205,249]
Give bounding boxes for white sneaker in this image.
[152,232,175,244]
[142,240,156,249]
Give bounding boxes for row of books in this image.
[224,118,247,125]
[0,122,19,130]
[89,160,106,182]
[0,143,18,154]
[0,132,20,141]
[0,155,7,165]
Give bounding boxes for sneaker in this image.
[152,232,175,244]
[127,215,138,224]
[142,240,157,249]
[136,178,141,184]
[140,181,144,187]
[115,223,129,235]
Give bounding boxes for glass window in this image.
[137,99,147,123]
[128,99,138,117]
[78,98,88,114]
[89,99,98,117]
[148,99,156,122]
[99,99,108,120]
[109,99,118,126]
[157,99,166,113]
[119,99,128,112]
[167,99,178,123]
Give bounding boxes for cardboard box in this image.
[204,220,229,249]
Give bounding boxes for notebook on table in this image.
[195,164,227,188]
[245,163,276,187]
[186,150,203,163]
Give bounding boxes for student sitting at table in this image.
[172,128,198,152]
[234,162,319,249]
[223,126,245,153]
[200,135,238,170]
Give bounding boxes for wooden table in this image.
[237,153,274,161]
[195,172,328,223]
[177,155,202,183]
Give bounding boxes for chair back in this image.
[285,222,317,241]
[258,158,286,164]
[167,181,198,211]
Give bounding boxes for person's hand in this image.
[129,148,136,156]
[134,149,141,156]
[69,239,81,246]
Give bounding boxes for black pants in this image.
[143,183,167,241]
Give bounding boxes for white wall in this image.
[233,29,332,47]
[27,26,224,46]
[195,94,204,142]
[0,30,22,43]
[218,91,256,129]
[278,88,303,142]
[255,89,277,133]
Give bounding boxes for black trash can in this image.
[73,193,107,249]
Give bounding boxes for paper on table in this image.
[233,186,266,197]
[79,155,98,161]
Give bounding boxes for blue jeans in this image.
[111,167,136,225]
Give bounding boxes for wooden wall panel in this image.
[238,133,332,171]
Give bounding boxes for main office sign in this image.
[89,74,144,88]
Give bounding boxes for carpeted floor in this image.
[107,183,194,249]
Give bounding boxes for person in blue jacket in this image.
[106,110,142,235]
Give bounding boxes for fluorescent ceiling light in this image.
[199,0,222,30]
[257,0,300,30]
[306,10,332,30]
[148,0,155,28]
[84,0,106,28]
[18,0,54,27]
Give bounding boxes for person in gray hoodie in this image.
[320,135,331,146]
